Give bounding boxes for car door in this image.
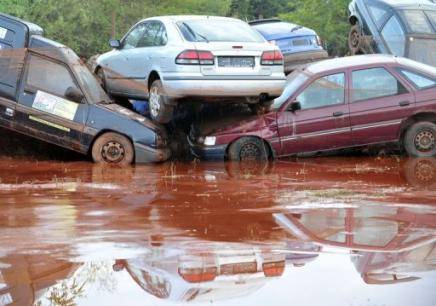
[349,66,415,146]
[15,54,88,152]
[103,22,149,96]
[277,72,352,155]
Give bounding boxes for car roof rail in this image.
[248,19,282,26]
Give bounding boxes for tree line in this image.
[1,0,350,57]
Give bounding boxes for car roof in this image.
[305,54,398,74]
[372,0,436,10]
[140,15,245,23]
[0,13,43,36]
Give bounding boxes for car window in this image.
[381,15,406,56]
[426,11,436,30]
[352,68,407,102]
[401,10,434,34]
[272,72,309,110]
[137,22,161,48]
[123,23,148,49]
[177,19,264,43]
[154,23,168,46]
[368,4,390,29]
[399,69,436,89]
[296,73,345,110]
[26,55,77,97]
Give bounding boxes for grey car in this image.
[95,16,286,123]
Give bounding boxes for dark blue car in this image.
[249,19,328,74]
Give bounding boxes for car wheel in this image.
[96,67,107,90]
[403,158,436,189]
[404,121,436,157]
[149,79,174,124]
[228,137,269,161]
[92,132,134,165]
[348,24,364,55]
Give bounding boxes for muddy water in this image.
[0,156,435,306]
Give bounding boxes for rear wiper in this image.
[291,26,303,32]
[182,22,209,43]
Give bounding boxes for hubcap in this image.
[414,160,434,183]
[240,143,261,161]
[149,86,161,118]
[414,129,435,152]
[351,30,360,48]
[102,141,125,163]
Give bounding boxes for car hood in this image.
[195,112,276,137]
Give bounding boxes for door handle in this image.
[333,111,344,117]
[399,101,410,107]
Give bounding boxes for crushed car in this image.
[94,15,286,123]
[249,19,329,74]
[348,0,436,67]
[189,55,436,161]
[0,13,170,165]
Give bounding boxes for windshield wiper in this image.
[182,22,209,43]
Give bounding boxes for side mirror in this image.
[109,39,121,49]
[65,87,85,103]
[289,101,301,112]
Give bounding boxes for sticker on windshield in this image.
[33,91,78,120]
[0,27,7,39]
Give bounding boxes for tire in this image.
[227,137,269,162]
[348,24,364,55]
[403,158,436,189]
[92,132,134,165]
[404,121,436,157]
[149,79,174,124]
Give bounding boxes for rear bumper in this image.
[283,50,329,73]
[187,136,227,161]
[134,143,171,163]
[162,76,286,99]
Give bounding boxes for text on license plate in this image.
[218,57,255,68]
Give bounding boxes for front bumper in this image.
[188,136,227,161]
[283,50,329,73]
[162,76,286,99]
[134,143,171,163]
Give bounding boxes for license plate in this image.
[292,39,309,47]
[218,57,255,68]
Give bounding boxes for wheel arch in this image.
[148,70,161,90]
[225,135,275,160]
[399,112,436,144]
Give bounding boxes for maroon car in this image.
[189,55,436,160]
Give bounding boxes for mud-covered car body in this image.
[0,14,170,163]
[250,19,329,73]
[348,0,436,67]
[189,55,436,160]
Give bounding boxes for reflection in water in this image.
[0,157,435,305]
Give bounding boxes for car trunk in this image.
[408,36,436,67]
[193,42,273,77]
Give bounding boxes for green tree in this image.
[228,0,289,20]
[280,0,350,56]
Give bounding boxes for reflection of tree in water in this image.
[36,262,118,306]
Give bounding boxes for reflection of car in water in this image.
[353,243,436,285]
[348,0,436,67]
[112,242,319,303]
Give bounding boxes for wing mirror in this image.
[65,87,85,103]
[109,39,121,49]
[289,101,302,112]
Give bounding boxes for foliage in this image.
[228,0,289,20]
[280,0,351,56]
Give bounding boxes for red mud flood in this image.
[0,156,435,306]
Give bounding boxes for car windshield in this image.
[178,19,265,43]
[272,71,309,110]
[400,10,435,34]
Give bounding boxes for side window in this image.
[137,22,161,48]
[26,55,77,97]
[368,4,390,29]
[154,24,168,46]
[401,10,433,34]
[399,69,436,89]
[296,73,345,110]
[123,23,148,49]
[381,16,406,56]
[427,11,436,31]
[352,68,407,102]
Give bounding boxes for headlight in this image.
[204,136,216,146]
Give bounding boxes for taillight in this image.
[178,267,217,283]
[262,261,285,277]
[176,50,214,65]
[261,50,283,66]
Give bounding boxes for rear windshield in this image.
[177,19,264,43]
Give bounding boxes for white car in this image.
[95,15,286,123]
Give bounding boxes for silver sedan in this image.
[95,15,286,123]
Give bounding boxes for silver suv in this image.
[95,16,286,123]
